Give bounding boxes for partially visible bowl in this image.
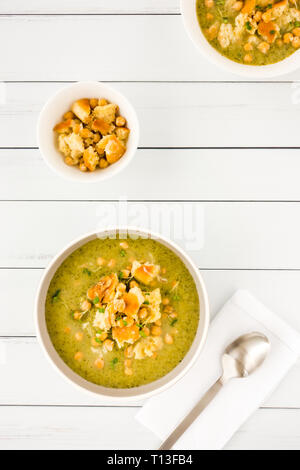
[37,81,139,182]
[181,0,300,78]
[35,227,210,402]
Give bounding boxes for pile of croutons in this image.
[53,98,130,172]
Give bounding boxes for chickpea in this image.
[98,98,108,106]
[125,346,134,358]
[124,359,132,368]
[63,111,74,120]
[75,331,84,342]
[164,305,173,314]
[90,98,98,109]
[81,300,91,311]
[116,116,126,127]
[97,257,106,266]
[120,241,129,250]
[94,358,104,369]
[65,156,74,166]
[74,351,83,361]
[125,367,133,376]
[253,11,262,21]
[293,28,300,37]
[130,280,139,288]
[99,158,109,169]
[244,43,253,52]
[233,1,243,10]
[151,326,162,336]
[164,333,174,345]
[292,36,300,48]
[162,298,169,306]
[103,339,114,352]
[155,319,162,327]
[73,311,82,320]
[243,54,253,63]
[142,326,150,337]
[79,163,87,172]
[169,312,178,319]
[206,12,214,21]
[80,128,93,139]
[139,308,148,320]
[258,42,270,54]
[276,39,283,47]
[64,326,71,334]
[107,259,116,268]
[283,32,293,44]
[161,267,167,274]
[205,0,214,7]
[91,336,101,348]
[93,133,101,143]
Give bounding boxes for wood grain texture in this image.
[1,16,300,81]
[0,406,299,450]
[1,82,300,148]
[1,201,300,269]
[0,0,179,14]
[2,148,300,201]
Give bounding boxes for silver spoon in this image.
[159,332,270,450]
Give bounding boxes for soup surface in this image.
[196,0,300,65]
[46,237,199,388]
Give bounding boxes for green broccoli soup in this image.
[196,0,300,65]
[45,237,199,388]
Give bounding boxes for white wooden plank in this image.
[0,406,299,450]
[1,1,179,15]
[2,149,300,201]
[0,0,179,15]
[1,201,300,269]
[0,405,159,450]
[1,16,300,81]
[0,269,300,408]
[225,409,300,450]
[1,82,300,148]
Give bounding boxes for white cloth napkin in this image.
[136,290,300,450]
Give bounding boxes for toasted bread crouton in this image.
[241,0,256,14]
[96,135,126,164]
[218,23,234,48]
[115,127,130,142]
[71,99,91,123]
[64,132,84,162]
[133,336,163,360]
[262,0,287,22]
[53,119,72,133]
[58,134,71,157]
[83,146,99,171]
[93,104,118,124]
[258,20,279,42]
[112,325,140,348]
[132,261,160,285]
[122,291,144,317]
[91,118,112,135]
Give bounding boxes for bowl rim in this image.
[37,81,140,183]
[35,227,210,402]
[181,0,300,78]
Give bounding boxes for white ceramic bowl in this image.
[35,228,210,402]
[37,81,139,182]
[181,0,300,78]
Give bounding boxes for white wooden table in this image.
[1,0,300,450]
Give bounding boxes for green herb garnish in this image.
[270,30,276,35]
[266,3,273,9]
[173,294,181,301]
[295,21,300,27]
[118,271,124,281]
[97,307,105,313]
[123,320,128,326]
[143,300,150,305]
[245,21,252,31]
[93,296,100,304]
[83,268,91,276]
[140,330,147,338]
[95,337,102,344]
[110,357,118,369]
[120,250,126,257]
[52,289,61,302]
[170,318,178,327]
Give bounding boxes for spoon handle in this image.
[159,378,224,450]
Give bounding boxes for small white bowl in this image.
[37,81,139,182]
[35,227,210,403]
[181,0,300,78]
